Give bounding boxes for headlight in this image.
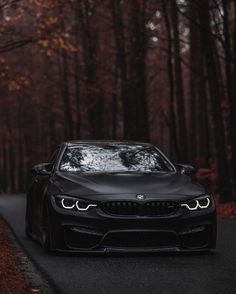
[54,195,97,211]
[181,195,211,211]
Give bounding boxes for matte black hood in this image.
[50,171,206,201]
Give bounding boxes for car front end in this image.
[47,193,217,253]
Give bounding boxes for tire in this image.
[25,202,32,238]
[41,201,51,253]
[41,228,51,253]
[25,215,31,238]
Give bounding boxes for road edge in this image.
[2,216,61,294]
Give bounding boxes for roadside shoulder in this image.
[0,217,55,294]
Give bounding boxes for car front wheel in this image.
[41,202,51,253]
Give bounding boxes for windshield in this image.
[59,144,174,173]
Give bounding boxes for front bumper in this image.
[48,197,217,252]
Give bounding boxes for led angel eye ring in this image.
[76,201,97,211]
[181,197,210,210]
[61,198,75,209]
[181,200,198,210]
[198,197,210,209]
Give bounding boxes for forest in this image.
[0,0,235,202]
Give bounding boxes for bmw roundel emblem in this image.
[136,194,146,200]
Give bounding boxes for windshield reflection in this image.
[60,144,174,173]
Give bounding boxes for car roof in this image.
[64,140,152,147]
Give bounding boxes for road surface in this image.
[0,195,236,294]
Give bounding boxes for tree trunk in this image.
[60,49,74,139]
[74,11,81,139]
[162,0,179,160]
[198,0,233,201]
[222,0,236,198]
[171,0,187,161]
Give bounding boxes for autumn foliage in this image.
[0,217,30,293]
[0,0,236,203]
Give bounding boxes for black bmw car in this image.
[26,141,217,253]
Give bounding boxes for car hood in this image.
[49,171,206,201]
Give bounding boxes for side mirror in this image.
[31,163,52,176]
[175,164,196,176]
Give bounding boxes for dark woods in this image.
[0,0,235,201]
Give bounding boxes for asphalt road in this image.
[0,195,236,294]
